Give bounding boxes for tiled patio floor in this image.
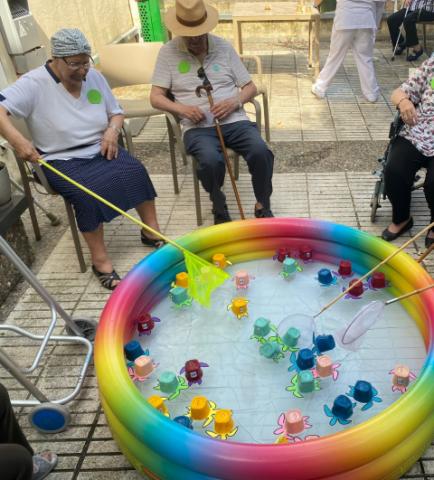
[1,41,433,479]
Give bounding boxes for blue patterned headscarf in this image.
[51,28,91,57]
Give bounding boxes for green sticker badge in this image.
[178,60,191,74]
[87,89,102,104]
[431,77,434,90]
[212,64,220,72]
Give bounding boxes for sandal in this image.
[32,450,58,480]
[141,231,165,249]
[92,265,121,290]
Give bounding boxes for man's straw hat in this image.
[164,0,219,37]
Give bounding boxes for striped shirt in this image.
[410,0,434,12]
[152,34,251,132]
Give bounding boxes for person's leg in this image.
[222,121,274,215]
[384,136,424,232]
[135,200,163,246]
[352,29,380,102]
[422,156,434,243]
[81,225,120,289]
[405,10,434,58]
[0,383,33,452]
[387,9,407,50]
[0,444,33,480]
[313,28,354,96]
[184,127,230,221]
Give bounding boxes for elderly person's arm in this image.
[101,112,125,160]
[391,57,430,127]
[0,106,39,163]
[150,86,205,124]
[210,80,257,120]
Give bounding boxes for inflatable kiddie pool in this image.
[95,218,434,480]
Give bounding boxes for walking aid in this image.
[0,234,96,433]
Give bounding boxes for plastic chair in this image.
[187,55,271,226]
[98,42,187,194]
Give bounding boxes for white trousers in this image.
[314,28,380,101]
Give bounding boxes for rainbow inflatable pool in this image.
[95,218,434,480]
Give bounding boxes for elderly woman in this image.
[0,29,163,290]
[381,55,434,246]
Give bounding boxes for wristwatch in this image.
[108,124,121,134]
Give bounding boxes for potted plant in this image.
[0,161,12,206]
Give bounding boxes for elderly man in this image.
[150,0,274,224]
[387,0,434,61]
[312,0,385,102]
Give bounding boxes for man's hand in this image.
[101,128,119,160]
[178,105,205,124]
[210,97,240,120]
[399,99,418,126]
[13,138,40,163]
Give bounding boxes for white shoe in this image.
[311,84,325,99]
[364,94,379,103]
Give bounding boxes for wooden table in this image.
[232,1,321,77]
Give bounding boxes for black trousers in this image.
[385,136,434,224]
[387,8,434,48]
[0,383,33,480]
[184,120,274,214]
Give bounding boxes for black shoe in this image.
[394,44,406,55]
[381,217,413,242]
[407,48,423,62]
[254,207,274,218]
[213,205,232,225]
[425,232,434,248]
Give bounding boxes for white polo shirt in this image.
[152,34,251,132]
[0,62,123,160]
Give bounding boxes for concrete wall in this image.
[28,0,134,54]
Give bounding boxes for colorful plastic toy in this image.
[281,258,302,279]
[337,259,353,277]
[273,247,290,263]
[124,340,146,362]
[147,395,169,417]
[314,334,336,354]
[234,270,254,289]
[206,409,238,440]
[173,415,193,429]
[368,272,387,290]
[128,355,156,382]
[136,313,161,336]
[174,271,189,288]
[154,372,189,400]
[187,396,218,427]
[282,327,300,348]
[274,409,313,439]
[324,395,356,426]
[299,245,313,262]
[169,286,192,307]
[296,348,315,370]
[227,297,249,319]
[259,341,284,362]
[347,278,365,298]
[180,359,209,386]
[348,380,382,411]
[286,372,320,398]
[298,370,316,393]
[253,317,271,338]
[317,268,337,286]
[390,365,417,393]
[212,253,232,269]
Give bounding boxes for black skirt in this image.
[42,148,157,232]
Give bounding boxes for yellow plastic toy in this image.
[227,297,249,319]
[186,396,218,427]
[147,395,169,417]
[206,409,238,440]
[212,253,232,269]
[174,272,189,288]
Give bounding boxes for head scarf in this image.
[51,28,91,57]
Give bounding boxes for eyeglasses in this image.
[62,57,93,71]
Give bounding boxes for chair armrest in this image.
[165,111,187,159]
[239,54,263,76]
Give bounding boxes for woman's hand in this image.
[101,128,119,160]
[399,99,418,126]
[13,138,40,163]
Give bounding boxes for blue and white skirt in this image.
[42,148,157,232]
